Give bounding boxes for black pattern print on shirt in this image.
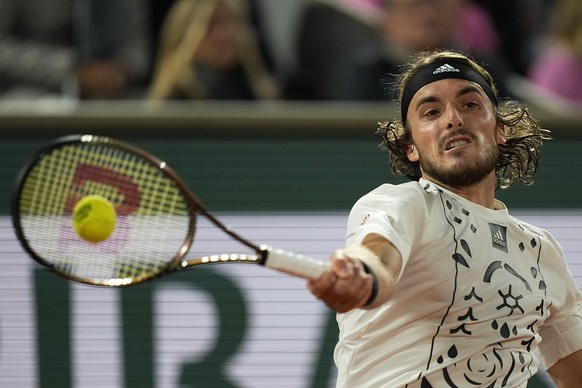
[409,186,550,388]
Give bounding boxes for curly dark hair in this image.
[377,50,551,189]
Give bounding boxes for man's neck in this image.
[423,174,498,210]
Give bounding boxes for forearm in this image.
[351,233,402,309]
[547,349,582,387]
[307,233,402,312]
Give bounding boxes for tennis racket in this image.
[11,134,329,287]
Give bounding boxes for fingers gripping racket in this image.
[11,134,329,287]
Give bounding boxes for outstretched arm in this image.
[307,233,402,312]
[547,349,582,387]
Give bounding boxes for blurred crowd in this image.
[0,0,579,109]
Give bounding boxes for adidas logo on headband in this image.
[433,64,460,74]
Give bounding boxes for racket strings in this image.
[18,141,193,285]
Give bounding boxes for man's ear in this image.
[406,143,419,162]
[496,123,507,145]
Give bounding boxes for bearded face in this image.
[405,79,505,190]
[416,128,500,189]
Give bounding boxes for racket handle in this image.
[260,246,329,280]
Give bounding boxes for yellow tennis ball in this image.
[72,195,116,243]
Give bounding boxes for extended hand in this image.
[307,247,375,312]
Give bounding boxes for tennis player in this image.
[308,49,582,387]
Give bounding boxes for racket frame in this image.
[11,134,327,287]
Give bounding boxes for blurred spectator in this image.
[338,0,382,20]
[148,0,276,83]
[454,0,500,58]
[148,0,279,100]
[0,0,151,100]
[289,0,515,101]
[527,0,582,105]
[479,0,552,77]
[285,0,381,100]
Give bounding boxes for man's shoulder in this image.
[357,181,429,204]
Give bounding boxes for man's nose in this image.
[446,108,463,129]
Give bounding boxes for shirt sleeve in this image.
[345,183,427,282]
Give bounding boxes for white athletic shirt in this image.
[335,179,582,387]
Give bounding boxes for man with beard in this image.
[307,50,582,387]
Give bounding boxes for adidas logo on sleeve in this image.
[433,63,460,74]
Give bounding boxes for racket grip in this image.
[261,246,329,280]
